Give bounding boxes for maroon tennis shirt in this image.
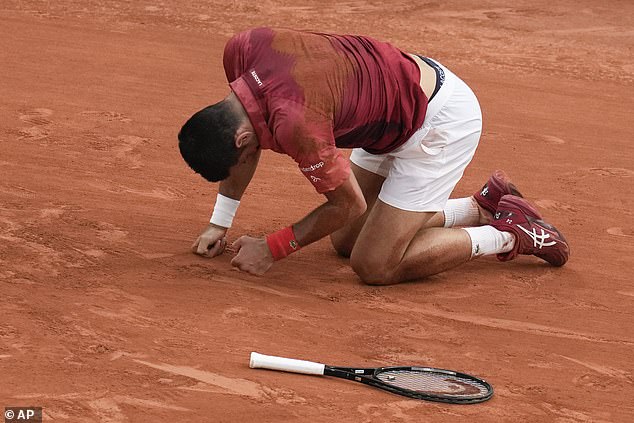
[224,27,428,193]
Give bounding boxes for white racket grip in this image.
[250,352,325,375]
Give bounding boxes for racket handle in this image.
[250,352,325,375]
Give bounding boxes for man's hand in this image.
[192,224,228,257]
[230,236,274,275]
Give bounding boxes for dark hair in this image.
[178,100,241,182]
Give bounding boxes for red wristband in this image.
[266,226,301,261]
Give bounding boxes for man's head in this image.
[178,95,257,182]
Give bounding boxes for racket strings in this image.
[376,369,489,398]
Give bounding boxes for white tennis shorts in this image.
[350,59,482,212]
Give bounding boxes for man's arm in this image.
[219,148,261,200]
[293,171,367,246]
[230,170,366,275]
[192,149,261,256]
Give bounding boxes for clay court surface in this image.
[1,0,633,421]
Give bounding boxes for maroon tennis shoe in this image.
[491,195,570,266]
[474,170,523,214]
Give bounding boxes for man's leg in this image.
[329,161,463,257]
[350,201,474,285]
[330,163,495,257]
[329,164,384,257]
[349,194,520,285]
[350,170,569,285]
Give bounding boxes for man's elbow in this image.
[325,177,367,221]
[349,197,367,220]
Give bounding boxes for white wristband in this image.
[210,193,240,228]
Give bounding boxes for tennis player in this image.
[178,27,569,284]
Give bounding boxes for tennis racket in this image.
[250,352,493,404]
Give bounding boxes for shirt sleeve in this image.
[223,31,250,82]
[223,28,275,83]
[272,103,350,194]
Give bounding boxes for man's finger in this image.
[191,236,201,252]
[230,254,241,268]
[209,237,228,257]
[207,239,222,257]
[231,236,244,252]
[197,238,212,255]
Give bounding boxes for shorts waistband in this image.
[419,58,456,123]
[416,55,445,102]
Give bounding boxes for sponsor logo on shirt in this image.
[250,70,263,87]
[310,175,322,183]
[300,161,325,172]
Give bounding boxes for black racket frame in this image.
[323,365,493,404]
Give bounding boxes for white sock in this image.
[443,197,481,228]
[462,226,515,258]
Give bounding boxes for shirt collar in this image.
[229,76,275,150]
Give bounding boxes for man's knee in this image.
[350,252,396,285]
